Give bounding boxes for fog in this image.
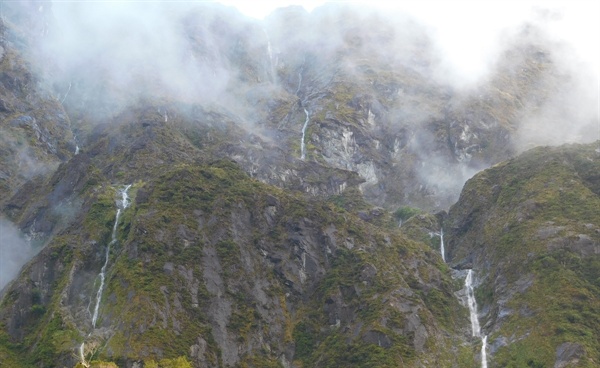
[0,218,35,291]
[5,0,599,205]
[0,0,598,292]
[36,1,598,133]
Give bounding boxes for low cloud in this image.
[0,218,36,291]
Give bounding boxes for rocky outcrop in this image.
[0,2,598,367]
[0,161,467,367]
[446,142,600,367]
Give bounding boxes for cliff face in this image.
[0,2,598,368]
[446,143,600,367]
[0,156,469,367]
[0,1,73,204]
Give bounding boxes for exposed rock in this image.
[554,342,585,368]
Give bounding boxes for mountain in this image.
[446,143,600,367]
[0,2,598,367]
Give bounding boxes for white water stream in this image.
[465,269,488,368]
[296,71,303,94]
[440,229,446,262]
[263,28,276,82]
[91,184,131,328]
[79,342,88,367]
[73,134,80,155]
[61,82,72,104]
[300,108,309,160]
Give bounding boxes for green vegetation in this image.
[0,158,468,366]
[448,143,600,367]
[394,206,422,222]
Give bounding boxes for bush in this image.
[393,206,421,221]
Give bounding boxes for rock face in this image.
[446,143,600,367]
[0,5,74,204]
[0,160,468,367]
[0,2,598,368]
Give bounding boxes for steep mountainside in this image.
[1,154,470,367]
[446,143,600,367]
[0,1,598,368]
[0,11,73,204]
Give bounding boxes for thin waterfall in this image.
[295,71,303,94]
[482,335,488,368]
[300,109,309,160]
[440,229,446,262]
[78,342,88,367]
[465,269,488,368]
[73,134,80,155]
[91,184,131,328]
[61,81,72,104]
[263,28,276,82]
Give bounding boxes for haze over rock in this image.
[0,2,598,367]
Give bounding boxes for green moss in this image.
[216,240,240,270]
[393,206,422,222]
[292,321,316,361]
[1,158,466,365]
[144,356,193,368]
[449,143,600,366]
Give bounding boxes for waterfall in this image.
[482,335,488,368]
[61,81,72,104]
[79,342,88,367]
[263,28,276,82]
[73,134,80,155]
[465,270,481,336]
[300,108,309,160]
[295,66,304,94]
[91,184,131,328]
[465,269,488,368]
[440,229,446,262]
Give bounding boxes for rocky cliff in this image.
[446,143,600,367]
[0,2,598,367]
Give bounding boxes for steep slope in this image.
[0,2,598,368]
[0,6,74,204]
[0,146,470,367]
[446,142,600,367]
[28,2,590,212]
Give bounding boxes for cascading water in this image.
[296,71,303,94]
[263,28,276,82]
[79,342,88,367]
[73,134,80,155]
[440,229,446,262]
[61,81,72,104]
[482,335,488,368]
[90,184,131,328]
[300,108,309,160]
[465,269,488,368]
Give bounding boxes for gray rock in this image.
[554,342,585,368]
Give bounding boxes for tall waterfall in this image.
[91,184,131,328]
[300,108,309,160]
[263,28,276,82]
[465,269,488,368]
[295,71,303,94]
[440,229,446,262]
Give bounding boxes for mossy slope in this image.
[447,142,600,367]
[1,158,468,367]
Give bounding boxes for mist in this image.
[0,218,35,291]
[8,0,599,211]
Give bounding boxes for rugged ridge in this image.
[446,142,600,367]
[1,158,471,367]
[0,2,598,367]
